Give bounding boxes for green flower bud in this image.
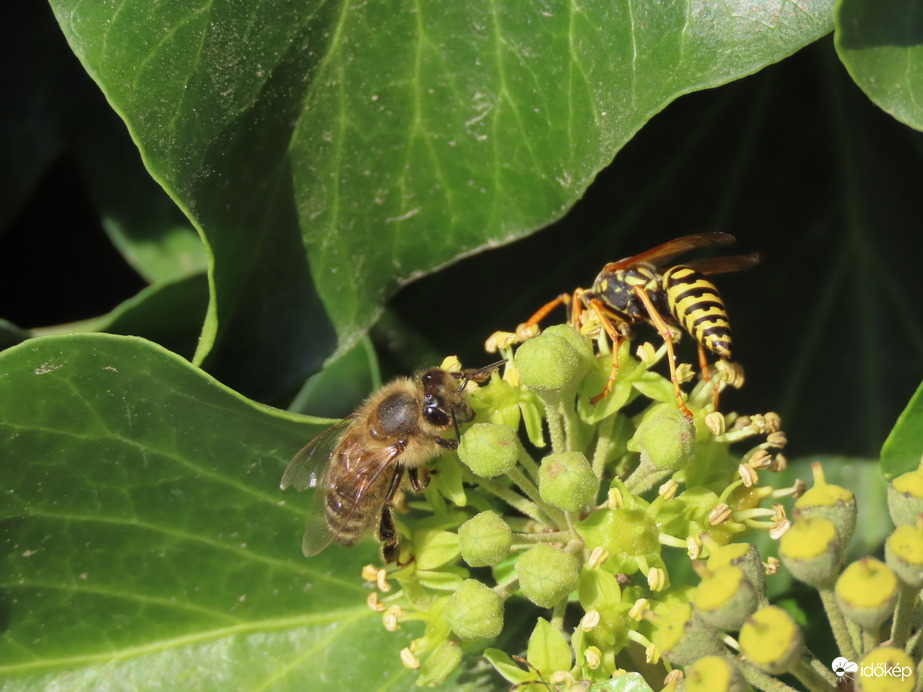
[779,517,843,588]
[443,579,504,640]
[685,655,749,692]
[653,602,725,665]
[538,451,598,512]
[793,462,857,546]
[836,558,898,630]
[458,511,512,567]
[542,323,594,360]
[693,565,759,631]
[627,408,695,471]
[888,467,923,527]
[513,329,591,393]
[856,646,915,691]
[458,423,519,478]
[515,544,579,608]
[415,639,462,687]
[738,605,804,675]
[705,542,768,603]
[885,523,923,588]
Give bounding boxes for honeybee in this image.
[280,362,498,563]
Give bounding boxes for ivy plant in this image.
[2,0,923,689]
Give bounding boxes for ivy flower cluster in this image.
[362,325,801,689]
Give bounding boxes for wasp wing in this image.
[603,233,737,271]
[679,252,761,276]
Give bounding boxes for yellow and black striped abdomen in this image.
[662,265,732,358]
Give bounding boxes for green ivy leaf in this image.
[882,380,923,478]
[47,0,835,397]
[835,0,923,131]
[527,618,572,679]
[0,334,420,689]
[32,274,209,359]
[72,111,208,284]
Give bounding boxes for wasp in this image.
[280,362,498,564]
[499,233,759,416]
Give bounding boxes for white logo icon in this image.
[831,657,858,677]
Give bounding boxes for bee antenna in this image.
[451,409,461,441]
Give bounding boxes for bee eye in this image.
[423,396,450,427]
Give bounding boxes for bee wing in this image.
[603,233,737,271]
[280,417,354,492]
[281,418,354,557]
[679,252,761,276]
[302,437,403,557]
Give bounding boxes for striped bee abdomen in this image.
[662,265,732,358]
[324,479,387,546]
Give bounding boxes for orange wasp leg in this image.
[516,293,574,340]
[632,286,694,419]
[586,298,629,405]
[695,342,726,411]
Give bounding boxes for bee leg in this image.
[407,466,430,492]
[378,508,401,564]
[633,286,693,419]
[434,436,459,451]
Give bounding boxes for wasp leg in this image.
[697,342,711,383]
[585,297,630,405]
[515,293,573,341]
[633,286,693,419]
[694,342,727,412]
[590,335,624,405]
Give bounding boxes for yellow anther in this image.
[400,647,420,669]
[705,411,726,436]
[366,592,386,612]
[659,478,679,500]
[588,546,610,569]
[738,463,758,487]
[709,503,732,525]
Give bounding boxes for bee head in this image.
[420,368,455,428]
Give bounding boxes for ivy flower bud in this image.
[738,605,804,675]
[515,544,579,608]
[458,423,519,478]
[539,451,598,511]
[443,579,504,640]
[705,542,768,602]
[628,408,695,471]
[685,655,749,692]
[513,326,591,393]
[778,517,843,588]
[888,466,923,527]
[835,558,898,630]
[693,565,759,631]
[415,639,463,687]
[885,523,923,588]
[653,602,725,665]
[793,463,856,546]
[856,646,916,691]
[458,510,512,567]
